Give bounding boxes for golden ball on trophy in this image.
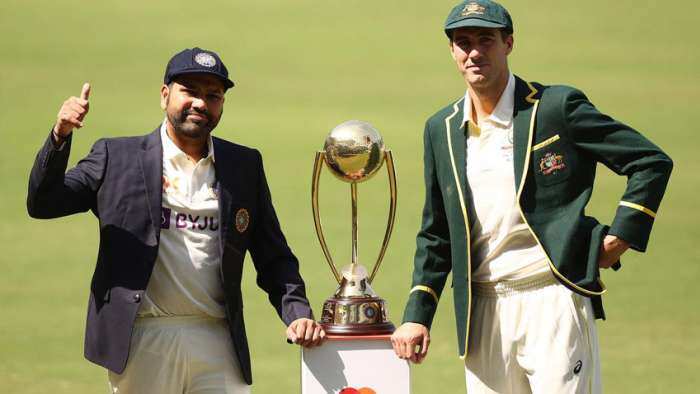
[323,120,385,183]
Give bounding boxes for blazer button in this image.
[133,293,141,303]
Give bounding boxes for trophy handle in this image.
[312,151,342,284]
[369,150,397,283]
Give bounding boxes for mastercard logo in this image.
[339,387,376,394]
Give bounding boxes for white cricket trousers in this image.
[108,315,250,394]
[465,272,602,394]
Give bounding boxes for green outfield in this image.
[1,0,698,392]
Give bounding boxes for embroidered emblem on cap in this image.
[194,52,217,68]
[461,2,486,16]
[539,152,566,175]
[235,208,249,233]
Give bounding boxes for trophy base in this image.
[320,321,395,336]
[320,295,395,335]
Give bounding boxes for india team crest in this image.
[539,152,566,175]
[194,52,216,67]
[235,208,249,233]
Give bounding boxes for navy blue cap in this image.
[164,47,235,89]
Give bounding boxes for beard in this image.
[166,107,221,139]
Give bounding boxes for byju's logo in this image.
[161,207,219,231]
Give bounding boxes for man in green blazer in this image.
[390,1,672,392]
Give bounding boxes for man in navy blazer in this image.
[27,47,324,392]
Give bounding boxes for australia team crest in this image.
[461,2,486,16]
[539,152,566,175]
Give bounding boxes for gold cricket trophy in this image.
[312,120,397,335]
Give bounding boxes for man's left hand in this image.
[286,318,326,347]
[598,235,630,269]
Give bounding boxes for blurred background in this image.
[1,0,698,392]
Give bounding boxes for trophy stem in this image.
[351,182,358,267]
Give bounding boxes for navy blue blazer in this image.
[27,127,313,385]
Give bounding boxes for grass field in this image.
[1,0,699,393]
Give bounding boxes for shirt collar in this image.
[462,73,515,128]
[160,120,215,163]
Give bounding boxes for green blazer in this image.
[401,75,673,359]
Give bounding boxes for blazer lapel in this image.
[512,76,540,193]
[212,138,233,256]
[138,127,163,243]
[446,97,467,207]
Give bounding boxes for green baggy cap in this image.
[444,0,513,38]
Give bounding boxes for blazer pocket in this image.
[532,134,560,151]
[533,138,571,186]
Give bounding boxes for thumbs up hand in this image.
[53,83,91,139]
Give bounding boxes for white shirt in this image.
[463,74,550,282]
[137,122,225,317]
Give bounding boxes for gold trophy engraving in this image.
[312,120,396,335]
